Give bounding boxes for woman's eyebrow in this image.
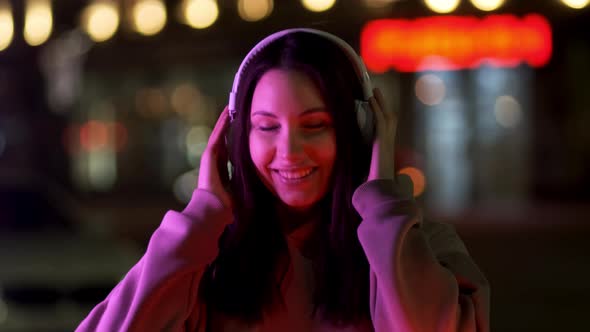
[300,107,328,116]
[251,110,276,118]
[251,107,328,118]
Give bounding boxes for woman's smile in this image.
[272,167,318,184]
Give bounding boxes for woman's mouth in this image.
[272,167,317,184]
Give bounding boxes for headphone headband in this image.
[228,28,373,121]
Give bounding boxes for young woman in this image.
[76,29,489,332]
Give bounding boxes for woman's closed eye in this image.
[257,123,328,132]
[303,122,329,130]
[256,124,279,132]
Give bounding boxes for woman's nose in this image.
[277,130,305,161]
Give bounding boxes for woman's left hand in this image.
[367,87,398,182]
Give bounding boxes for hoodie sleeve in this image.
[422,220,490,332]
[353,179,490,332]
[75,189,233,332]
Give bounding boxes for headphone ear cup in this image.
[224,129,234,181]
[355,100,375,144]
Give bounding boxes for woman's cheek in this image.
[309,132,336,160]
[249,133,273,169]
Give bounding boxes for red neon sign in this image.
[361,14,552,72]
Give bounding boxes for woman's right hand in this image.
[197,106,233,209]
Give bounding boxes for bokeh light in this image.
[173,169,198,203]
[88,147,117,191]
[185,125,211,166]
[423,0,460,13]
[182,0,219,29]
[136,87,167,117]
[0,3,13,51]
[81,1,120,42]
[64,122,127,154]
[494,95,522,128]
[80,121,109,151]
[111,122,128,152]
[132,0,167,36]
[561,0,589,9]
[238,0,273,22]
[301,0,336,12]
[362,14,552,72]
[171,82,201,114]
[398,167,426,197]
[470,0,504,11]
[24,0,53,46]
[415,74,446,106]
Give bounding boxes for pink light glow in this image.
[361,14,552,72]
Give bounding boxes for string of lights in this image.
[0,0,587,52]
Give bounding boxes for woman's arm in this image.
[422,220,490,332]
[76,189,232,332]
[353,179,490,332]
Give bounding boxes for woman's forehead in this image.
[250,69,326,116]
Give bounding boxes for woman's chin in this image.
[277,194,319,212]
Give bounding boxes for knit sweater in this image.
[76,179,489,332]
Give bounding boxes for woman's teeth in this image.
[276,168,315,180]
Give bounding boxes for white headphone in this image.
[228,28,376,143]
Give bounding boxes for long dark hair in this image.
[199,31,373,326]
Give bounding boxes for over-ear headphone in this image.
[227,28,376,144]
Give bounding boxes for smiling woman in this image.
[249,69,336,210]
[76,29,490,332]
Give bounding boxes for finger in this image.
[377,88,400,132]
[208,106,231,150]
[369,95,385,127]
[374,87,386,110]
[374,88,393,123]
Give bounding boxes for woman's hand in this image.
[197,106,233,209]
[367,87,398,182]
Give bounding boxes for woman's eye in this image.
[303,122,327,129]
[257,125,279,132]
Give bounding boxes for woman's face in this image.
[249,69,336,211]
